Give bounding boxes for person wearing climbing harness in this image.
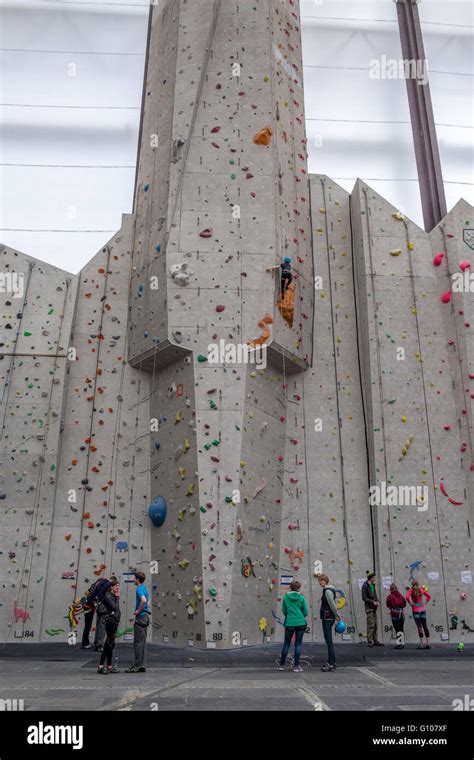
[80,575,110,650]
[318,574,340,672]
[362,572,383,647]
[92,576,115,651]
[266,256,293,294]
[406,579,431,649]
[97,579,121,674]
[278,580,309,673]
[125,571,150,673]
[386,583,406,649]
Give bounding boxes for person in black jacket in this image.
[92,576,116,652]
[318,574,341,672]
[362,571,383,647]
[81,576,110,650]
[97,580,121,674]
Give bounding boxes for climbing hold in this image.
[433,253,445,266]
[197,355,208,363]
[390,249,402,257]
[199,228,213,239]
[441,290,451,304]
[248,313,273,348]
[216,305,225,313]
[439,481,463,506]
[460,260,471,271]
[253,126,272,146]
[208,587,217,597]
[148,496,167,527]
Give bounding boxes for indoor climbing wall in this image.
[351,182,472,643]
[126,0,315,648]
[275,176,374,644]
[41,216,151,641]
[0,245,77,643]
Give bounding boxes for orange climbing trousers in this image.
[277,281,295,328]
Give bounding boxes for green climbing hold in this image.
[208,587,217,597]
[197,355,208,363]
[24,331,32,337]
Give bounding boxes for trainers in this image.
[81,644,92,650]
[277,666,285,671]
[321,663,336,672]
[292,666,303,673]
[125,666,139,673]
[137,667,146,672]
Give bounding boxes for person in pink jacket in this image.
[406,579,431,649]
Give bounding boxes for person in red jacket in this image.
[386,583,406,649]
[406,579,432,649]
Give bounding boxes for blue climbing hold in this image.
[137,284,145,297]
[144,183,150,192]
[335,620,346,634]
[154,441,161,450]
[148,496,167,528]
[156,244,161,253]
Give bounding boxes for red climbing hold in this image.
[460,260,471,271]
[433,253,445,267]
[441,291,451,304]
[199,228,213,238]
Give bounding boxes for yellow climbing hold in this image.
[401,416,407,423]
[407,242,415,251]
[183,438,191,452]
[175,411,182,425]
[178,559,190,570]
[185,483,195,496]
[392,212,405,221]
[390,249,402,257]
[178,466,186,480]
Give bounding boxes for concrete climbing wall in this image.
[126,0,315,648]
[0,218,151,643]
[1,1,471,650]
[0,246,77,642]
[351,182,473,643]
[276,176,374,644]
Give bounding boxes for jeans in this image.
[81,607,95,647]
[133,615,149,668]
[279,625,305,667]
[366,607,378,644]
[99,620,118,667]
[94,613,107,648]
[322,618,336,666]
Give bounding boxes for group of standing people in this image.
[278,572,433,672]
[363,571,432,650]
[81,572,150,674]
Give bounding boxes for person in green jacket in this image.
[278,581,309,672]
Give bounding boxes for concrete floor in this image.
[0,644,472,712]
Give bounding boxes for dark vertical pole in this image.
[133,3,154,212]
[396,0,447,231]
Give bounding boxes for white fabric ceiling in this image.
[0,0,472,273]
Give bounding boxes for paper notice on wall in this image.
[461,571,472,584]
[382,576,392,590]
[358,578,366,590]
[428,572,439,582]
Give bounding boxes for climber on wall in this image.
[267,256,293,294]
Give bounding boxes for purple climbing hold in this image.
[216,305,225,313]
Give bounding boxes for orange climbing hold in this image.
[248,313,273,348]
[253,126,272,146]
[277,281,296,328]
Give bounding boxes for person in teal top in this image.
[278,581,309,672]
